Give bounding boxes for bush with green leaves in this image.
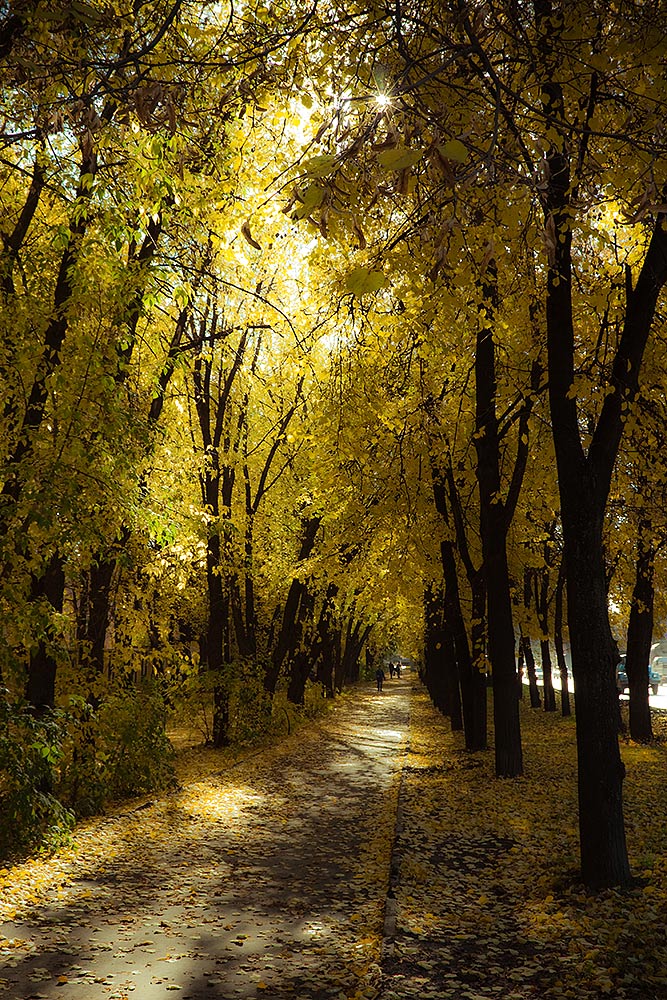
[0,696,75,860]
[98,684,176,799]
[60,684,177,814]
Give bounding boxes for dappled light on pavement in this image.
[0,681,411,999]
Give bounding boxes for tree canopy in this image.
[1,0,666,890]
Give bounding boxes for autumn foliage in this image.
[0,0,666,895]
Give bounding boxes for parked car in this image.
[651,655,667,683]
[616,655,660,696]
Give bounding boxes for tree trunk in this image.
[566,509,630,887]
[207,532,230,747]
[554,556,571,717]
[339,617,372,690]
[469,575,488,744]
[431,469,486,750]
[536,569,557,711]
[443,463,488,746]
[440,536,485,749]
[443,619,463,731]
[625,516,655,743]
[286,584,316,705]
[531,0,661,885]
[540,638,557,712]
[521,631,541,709]
[26,553,65,712]
[423,583,449,714]
[265,515,320,694]
[474,263,522,777]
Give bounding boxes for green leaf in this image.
[293,183,325,219]
[345,266,388,297]
[437,139,468,163]
[301,154,337,176]
[377,147,424,170]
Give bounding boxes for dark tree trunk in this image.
[469,575,488,743]
[565,506,629,886]
[554,557,571,717]
[521,631,541,709]
[265,515,321,694]
[474,263,522,777]
[26,553,65,712]
[319,629,339,699]
[440,536,485,749]
[231,574,255,658]
[339,617,372,690]
[423,583,449,714]
[424,582,463,729]
[207,533,230,747]
[1,156,45,299]
[443,463,488,745]
[535,569,557,711]
[625,517,655,743]
[286,650,311,705]
[442,620,463,731]
[545,214,631,884]
[212,682,230,748]
[536,636,555,711]
[316,584,340,699]
[431,470,486,749]
[540,638,557,712]
[530,0,667,885]
[286,584,316,705]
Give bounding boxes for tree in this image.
[296,0,667,888]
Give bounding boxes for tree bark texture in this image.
[474,264,522,777]
[554,557,571,717]
[265,515,321,694]
[26,553,65,711]
[625,517,655,743]
[521,631,541,709]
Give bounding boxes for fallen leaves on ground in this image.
[382,690,667,1000]
[5,681,666,1000]
[0,685,408,999]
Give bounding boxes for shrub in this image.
[0,696,75,860]
[98,685,176,799]
[59,684,176,814]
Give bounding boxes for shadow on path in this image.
[1,679,412,1000]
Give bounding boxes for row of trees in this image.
[288,0,667,889]
[0,1,416,854]
[2,1,667,889]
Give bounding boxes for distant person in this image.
[375,667,385,692]
[395,662,401,678]
[389,662,395,678]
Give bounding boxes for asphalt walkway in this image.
[1,678,412,999]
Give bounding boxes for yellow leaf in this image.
[377,146,424,170]
[438,139,468,163]
[345,266,388,297]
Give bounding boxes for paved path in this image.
[1,679,411,1000]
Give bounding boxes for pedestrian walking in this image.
[375,667,385,692]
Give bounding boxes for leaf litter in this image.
[380,688,667,1000]
[0,684,409,999]
[3,680,667,999]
